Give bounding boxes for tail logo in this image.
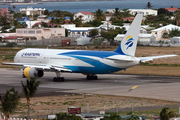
[125,35,134,49]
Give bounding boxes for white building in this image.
[26,21,48,28]
[151,24,180,40]
[107,9,157,16]
[20,7,46,16]
[74,11,94,23]
[128,9,157,16]
[114,34,156,43]
[61,24,76,29]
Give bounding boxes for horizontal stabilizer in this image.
[106,55,136,62]
[138,55,177,62]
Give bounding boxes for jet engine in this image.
[23,67,44,78]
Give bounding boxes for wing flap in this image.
[2,62,72,72]
[138,55,177,62]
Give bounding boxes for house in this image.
[45,17,57,22]
[151,24,180,40]
[0,8,9,16]
[37,15,47,21]
[165,7,179,14]
[2,36,23,43]
[64,16,71,24]
[105,13,113,21]
[26,21,49,28]
[0,8,13,20]
[74,11,94,23]
[128,9,157,16]
[19,7,46,16]
[114,34,156,45]
[32,22,57,28]
[61,24,76,29]
[16,28,65,40]
[107,9,157,16]
[17,17,30,24]
[123,17,134,21]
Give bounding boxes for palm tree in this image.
[0,88,21,120]
[146,2,153,9]
[95,9,105,21]
[21,78,40,120]
[114,8,121,20]
[0,9,2,17]
[160,107,170,120]
[175,10,180,25]
[122,8,130,17]
[12,5,16,12]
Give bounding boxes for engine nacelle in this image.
[24,67,44,78]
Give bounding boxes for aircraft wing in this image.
[138,55,177,62]
[2,62,72,72]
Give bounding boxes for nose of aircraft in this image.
[14,51,21,63]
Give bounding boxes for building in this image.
[61,24,76,29]
[16,28,65,40]
[114,34,156,44]
[0,0,13,3]
[74,11,94,23]
[37,15,47,21]
[26,21,48,28]
[107,9,157,16]
[0,8,9,16]
[17,17,30,24]
[151,24,180,40]
[165,7,179,14]
[19,7,46,16]
[128,9,157,16]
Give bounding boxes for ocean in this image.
[0,0,180,13]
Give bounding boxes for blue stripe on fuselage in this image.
[58,51,124,74]
[59,50,123,58]
[63,55,123,74]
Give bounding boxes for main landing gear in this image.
[53,71,64,82]
[86,75,98,80]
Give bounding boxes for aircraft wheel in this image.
[86,75,98,80]
[22,74,26,78]
[94,76,98,80]
[53,77,65,82]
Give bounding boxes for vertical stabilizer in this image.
[114,14,143,56]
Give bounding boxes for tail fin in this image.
[114,14,143,56]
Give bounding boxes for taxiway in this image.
[1,68,180,102]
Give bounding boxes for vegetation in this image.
[55,113,82,120]
[160,107,178,120]
[0,88,21,120]
[104,113,121,120]
[95,9,105,21]
[21,78,40,120]
[146,2,153,9]
[101,27,125,45]
[89,29,99,38]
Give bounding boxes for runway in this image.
[1,68,180,102]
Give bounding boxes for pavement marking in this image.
[127,85,139,92]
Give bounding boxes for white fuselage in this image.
[14,48,140,74]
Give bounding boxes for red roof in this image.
[80,11,93,15]
[0,8,9,16]
[165,8,179,12]
[123,17,134,21]
[3,36,19,39]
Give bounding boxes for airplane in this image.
[2,14,176,81]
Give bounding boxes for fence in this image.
[26,37,78,47]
